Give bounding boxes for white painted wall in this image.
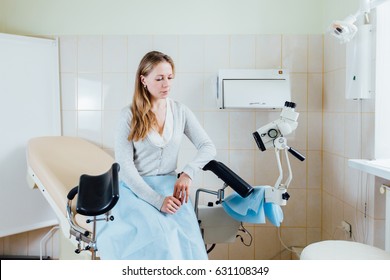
[2,0,363,36]
[2,0,365,36]
[0,0,5,32]
[0,0,329,35]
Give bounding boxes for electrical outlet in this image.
[341,220,352,237]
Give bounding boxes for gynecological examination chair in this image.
[26,101,304,259]
[26,136,119,259]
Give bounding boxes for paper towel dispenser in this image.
[217,69,291,109]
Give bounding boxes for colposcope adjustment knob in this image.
[282,192,290,200]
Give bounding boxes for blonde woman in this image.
[97,51,216,260]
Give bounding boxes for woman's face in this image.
[141,61,174,102]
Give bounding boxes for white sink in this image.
[349,159,390,180]
[370,159,390,169]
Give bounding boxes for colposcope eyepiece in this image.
[284,101,296,108]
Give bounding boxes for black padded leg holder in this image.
[76,163,120,216]
[203,160,254,198]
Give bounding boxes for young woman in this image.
[97,51,216,259]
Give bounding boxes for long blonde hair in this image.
[128,51,175,141]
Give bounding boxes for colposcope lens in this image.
[268,129,278,138]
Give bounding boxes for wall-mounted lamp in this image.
[329,0,389,44]
[329,0,390,99]
[330,13,360,44]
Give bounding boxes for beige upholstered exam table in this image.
[26,136,114,259]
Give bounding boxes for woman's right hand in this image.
[160,196,182,214]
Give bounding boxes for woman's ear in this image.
[140,75,146,87]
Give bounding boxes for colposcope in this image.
[196,101,305,210]
[252,101,305,205]
[195,101,305,248]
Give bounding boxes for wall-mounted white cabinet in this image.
[217,69,291,109]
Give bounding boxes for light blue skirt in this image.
[96,175,208,260]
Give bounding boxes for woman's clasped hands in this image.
[160,173,192,214]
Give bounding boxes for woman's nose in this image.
[162,78,170,86]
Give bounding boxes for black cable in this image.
[236,222,253,246]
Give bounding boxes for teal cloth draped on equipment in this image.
[222,186,284,227]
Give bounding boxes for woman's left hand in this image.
[174,173,192,204]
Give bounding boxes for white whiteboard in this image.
[0,33,60,237]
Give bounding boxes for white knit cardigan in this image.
[115,99,216,210]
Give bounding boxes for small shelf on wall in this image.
[348,159,390,180]
[349,158,390,252]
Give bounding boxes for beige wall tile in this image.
[254,227,280,260]
[307,151,322,189]
[228,226,255,259]
[307,189,322,228]
[3,232,28,256]
[255,35,282,69]
[307,112,322,151]
[230,35,256,69]
[308,35,323,73]
[280,227,307,248]
[208,243,228,260]
[306,227,321,245]
[308,73,323,112]
[282,189,307,227]
[282,35,308,73]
